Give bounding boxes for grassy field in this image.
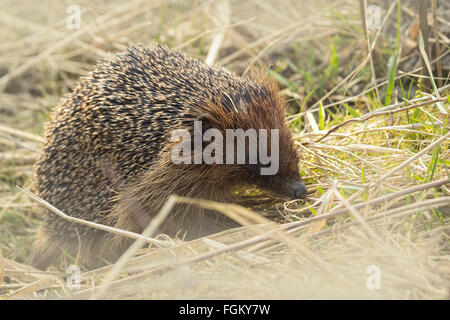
[0,0,449,299]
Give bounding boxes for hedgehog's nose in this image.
[292,183,308,199]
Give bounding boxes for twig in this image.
[418,33,447,115]
[361,0,381,102]
[310,0,398,110]
[0,151,37,165]
[287,50,450,119]
[205,0,230,66]
[0,0,147,91]
[72,177,449,298]
[309,196,450,239]
[330,183,383,243]
[431,0,443,87]
[283,177,449,231]
[92,195,177,299]
[0,248,4,287]
[366,196,450,222]
[376,132,449,182]
[73,232,271,298]
[313,96,447,143]
[18,187,173,248]
[417,0,431,89]
[0,124,44,143]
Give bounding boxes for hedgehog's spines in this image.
[31,44,303,269]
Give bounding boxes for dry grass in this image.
[0,0,449,299]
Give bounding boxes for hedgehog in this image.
[31,44,307,269]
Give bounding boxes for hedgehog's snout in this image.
[267,176,308,200]
[289,180,308,200]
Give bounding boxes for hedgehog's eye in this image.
[194,114,213,132]
[247,164,261,178]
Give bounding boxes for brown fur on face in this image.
[107,71,305,255]
[31,45,306,269]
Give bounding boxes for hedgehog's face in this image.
[188,78,308,200]
[244,139,307,200]
[239,108,307,200]
[252,173,307,200]
[173,120,308,200]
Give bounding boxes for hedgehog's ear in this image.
[196,114,213,131]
